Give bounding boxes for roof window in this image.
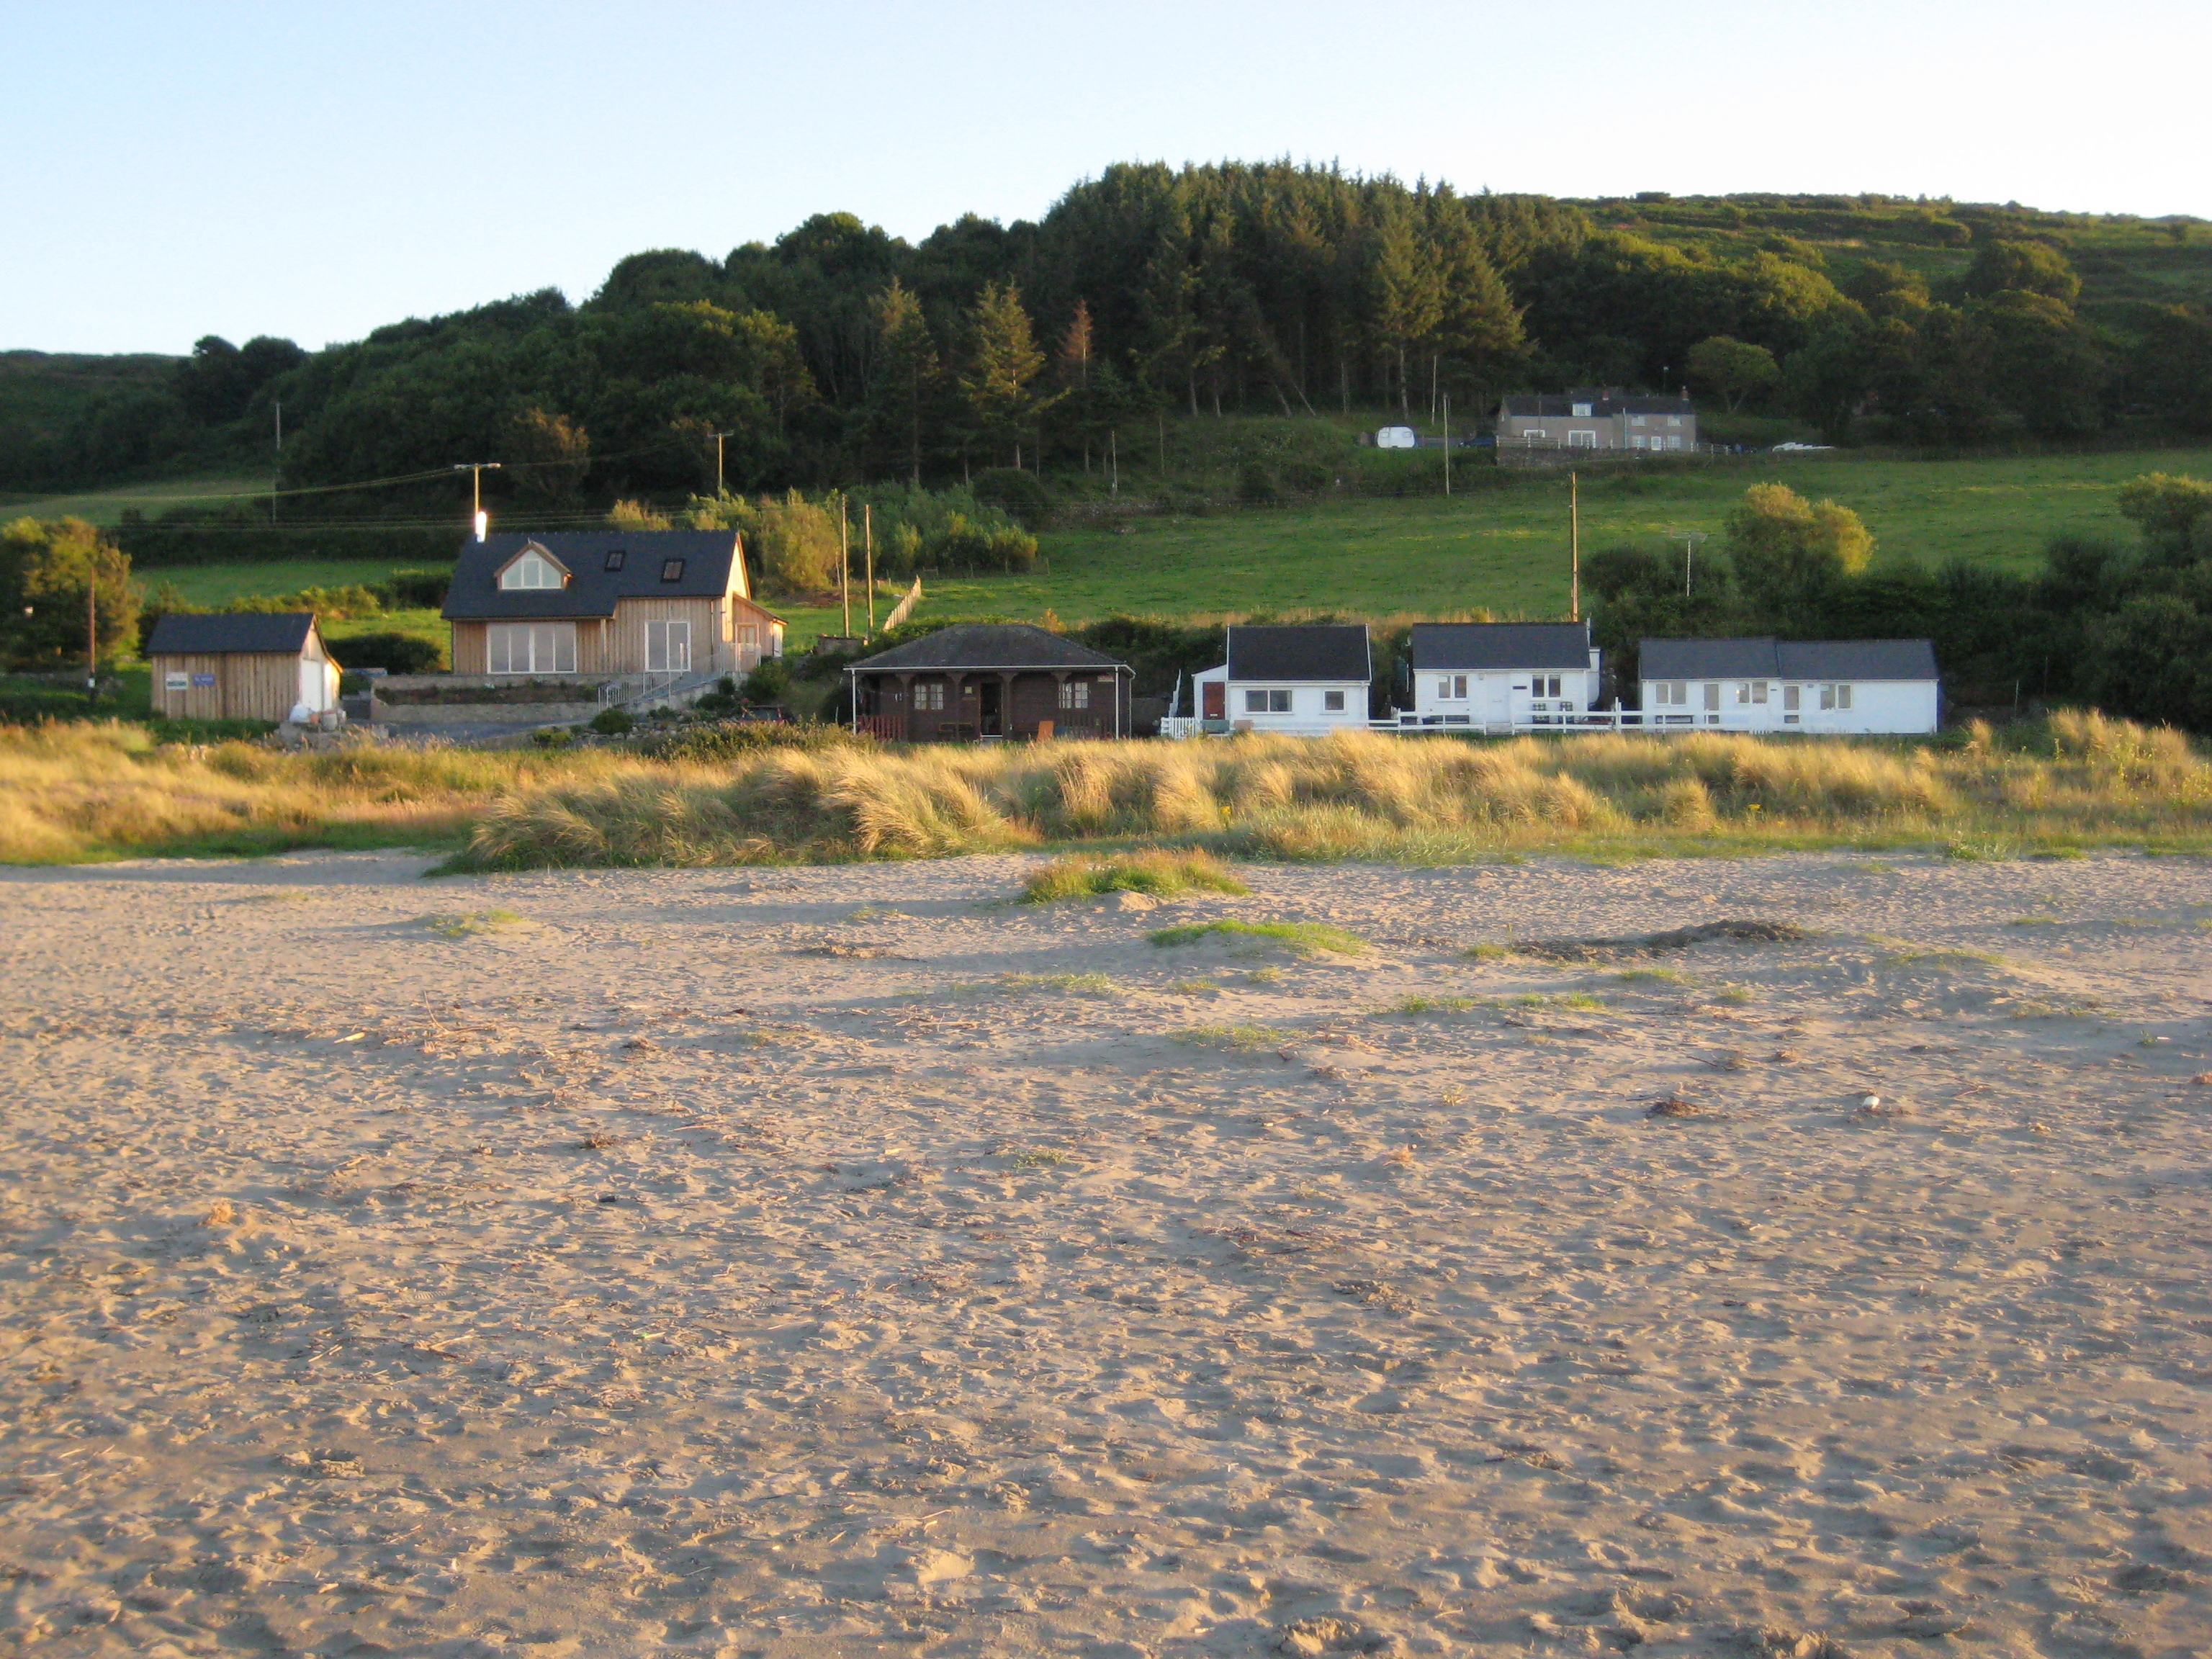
[604,549,626,572]
[660,558,685,583]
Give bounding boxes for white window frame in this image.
[1652,681,1686,707]
[1783,685,1801,711]
[1058,680,1090,710]
[1523,427,1547,442]
[914,682,945,711]
[498,552,565,591]
[1703,683,1722,711]
[1323,689,1346,711]
[1569,429,1599,448]
[1244,688,1292,714]
[644,619,692,673]
[1571,403,1593,417]
[486,622,577,675]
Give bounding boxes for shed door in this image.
[1202,682,1225,720]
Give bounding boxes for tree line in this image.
[6,165,2208,500]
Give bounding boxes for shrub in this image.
[741,657,792,702]
[333,631,441,673]
[379,570,451,608]
[639,721,866,763]
[970,467,1051,530]
[1282,460,1331,494]
[1237,462,1280,506]
[588,707,634,736]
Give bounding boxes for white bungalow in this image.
[1191,624,1372,735]
[1640,638,1939,734]
[1401,621,1599,729]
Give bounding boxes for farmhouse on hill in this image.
[1640,637,1939,734]
[846,624,1135,742]
[441,530,783,683]
[1402,621,1600,728]
[146,611,341,724]
[1496,389,1697,456]
[1190,624,1372,735]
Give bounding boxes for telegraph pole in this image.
[454,462,502,539]
[839,495,851,637]
[864,503,877,634]
[1569,470,1581,622]
[710,431,731,497]
[1442,394,1452,497]
[271,400,282,524]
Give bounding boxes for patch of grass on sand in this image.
[417,908,531,938]
[1713,984,1755,1004]
[1021,848,1249,903]
[1148,918,1369,956]
[1168,978,1221,994]
[1871,935,2010,968]
[1511,990,1607,1010]
[1391,994,1482,1015]
[1613,966,1694,985]
[1006,1148,1066,1168]
[1170,1022,1292,1052]
[999,971,1115,995]
[1461,942,1514,961]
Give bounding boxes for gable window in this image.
[1058,680,1090,710]
[1244,688,1291,714]
[604,549,626,572]
[486,621,576,675]
[1323,690,1346,711]
[660,558,685,583]
[1571,403,1593,417]
[499,550,565,591]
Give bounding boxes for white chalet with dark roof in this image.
[1402,621,1599,728]
[1640,638,1939,734]
[1190,624,1372,735]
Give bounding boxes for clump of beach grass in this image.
[1391,994,1482,1015]
[1020,848,1249,903]
[999,971,1115,995]
[1170,1023,1292,1052]
[1148,918,1369,956]
[417,908,532,938]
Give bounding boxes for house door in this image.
[978,679,1003,735]
[1483,678,1511,724]
[646,620,692,673]
[1202,682,1225,720]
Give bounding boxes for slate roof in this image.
[1499,390,1695,418]
[1640,637,1939,681]
[1410,621,1591,672]
[848,624,1130,673]
[1225,624,1371,682]
[146,612,318,655]
[441,531,743,621]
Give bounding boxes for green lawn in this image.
[0,475,272,526]
[142,559,425,607]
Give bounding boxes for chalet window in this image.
[909,683,945,711]
[1324,690,1345,711]
[1534,674,1562,698]
[1783,685,1801,711]
[1652,682,1687,706]
[499,551,565,590]
[604,549,626,572]
[1058,680,1090,710]
[660,558,685,582]
[1820,683,1854,711]
[486,622,576,674]
[1245,688,1291,714]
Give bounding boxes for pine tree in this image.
[961,282,1046,467]
[868,279,940,487]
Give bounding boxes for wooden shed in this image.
[146,612,341,723]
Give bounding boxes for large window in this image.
[1058,680,1090,710]
[1820,683,1854,711]
[644,619,692,673]
[1437,675,1467,700]
[1569,430,1599,448]
[498,552,565,590]
[1244,688,1292,714]
[1652,682,1687,706]
[1533,674,1563,699]
[487,622,576,675]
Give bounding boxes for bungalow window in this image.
[1533,675,1563,698]
[914,683,945,711]
[1245,688,1292,714]
[499,551,565,590]
[1437,675,1467,700]
[1734,681,1768,704]
[1323,690,1346,711]
[603,549,626,572]
[1820,683,1853,710]
[486,622,576,675]
[1783,685,1802,711]
[1652,682,1687,706]
[1058,680,1091,710]
[660,558,685,583]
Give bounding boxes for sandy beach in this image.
[1,848,2208,1658]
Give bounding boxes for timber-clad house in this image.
[441,530,783,680]
[847,624,1135,742]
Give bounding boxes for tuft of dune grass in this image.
[1021,848,1249,904]
[1148,918,1370,956]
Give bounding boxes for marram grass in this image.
[2,712,2210,868]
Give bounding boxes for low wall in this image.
[372,699,600,727]
[372,673,605,727]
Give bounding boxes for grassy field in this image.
[4,711,2207,867]
[0,475,271,526]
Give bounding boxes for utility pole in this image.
[271,400,282,524]
[1110,428,1119,497]
[1569,470,1581,623]
[86,561,97,701]
[1683,532,1704,598]
[839,495,851,637]
[1442,394,1451,497]
[454,462,502,540]
[710,431,731,497]
[865,503,876,634]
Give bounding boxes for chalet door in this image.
[645,620,692,673]
[1202,682,1225,720]
[979,679,1003,735]
[1484,678,1511,723]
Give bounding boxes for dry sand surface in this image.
[2,850,2210,1659]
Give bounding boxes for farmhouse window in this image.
[1058,680,1090,710]
[1324,690,1346,711]
[500,551,565,590]
[1667,415,1681,428]
[1569,430,1599,448]
[1571,403,1593,417]
[737,625,759,648]
[1438,675,1467,700]
[486,622,576,675]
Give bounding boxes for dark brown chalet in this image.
[847,624,1134,742]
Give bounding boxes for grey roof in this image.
[1226,624,1371,682]
[1499,390,1695,418]
[1410,621,1591,672]
[441,531,742,621]
[1640,637,1939,681]
[848,624,1130,673]
[146,612,318,655]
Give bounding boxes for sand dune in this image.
[1,850,2208,1658]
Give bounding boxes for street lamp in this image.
[454,462,503,540]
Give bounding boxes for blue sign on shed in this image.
[191,673,217,688]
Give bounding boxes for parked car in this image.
[1769,441,1835,452]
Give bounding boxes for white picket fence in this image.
[1161,710,1698,739]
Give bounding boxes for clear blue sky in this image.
[6,0,2201,355]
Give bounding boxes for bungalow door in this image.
[1202,682,1225,720]
[645,620,692,675]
